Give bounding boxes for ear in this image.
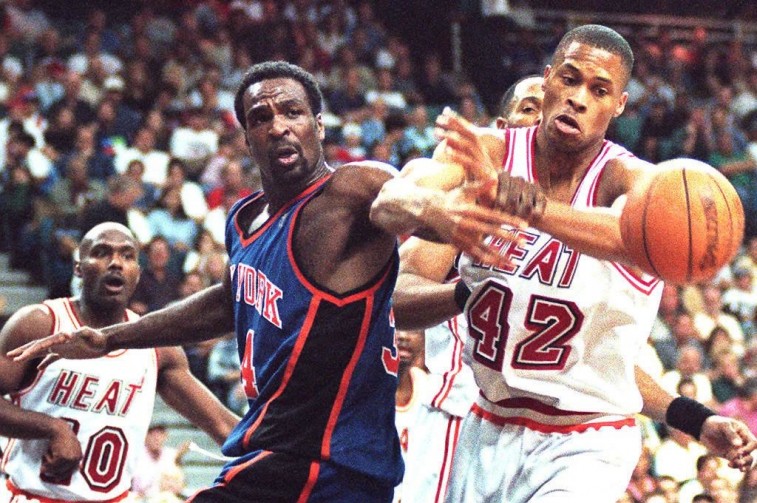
[542,65,552,84]
[316,113,325,141]
[495,117,507,129]
[614,91,628,118]
[74,261,82,278]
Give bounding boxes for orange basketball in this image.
[619,158,744,285]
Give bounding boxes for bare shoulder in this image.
[0,304,54,352]
[597,156,657,207]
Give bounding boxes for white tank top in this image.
[458,127,663,423]
[1,298,158,501]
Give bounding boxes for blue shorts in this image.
[186,450,394,502]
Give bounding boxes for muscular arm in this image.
[394,237,462,330]
[104,275,234,351]
[0,306,83,478]
[635,365,674,422]
[155,346,240,446]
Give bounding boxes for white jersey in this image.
[458,127,663,424]
[1,298,158,502]
[423,311,478,418]
[394,366,429,503]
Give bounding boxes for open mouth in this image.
[554,113,581,134]
[272,145,300,166]
[103,275,125,294]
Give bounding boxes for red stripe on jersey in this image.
[503,128,515,174]
[63,298,83,329]
[569,140,609,207]
[433,415,462,503]
[483,394,597,417]
[219,449,272,487]
[241,298,321,450]
[286,201,394,307]
[296,461,321,503]
[611,262,661,295]
[526,126,536,182]
[431,316,463,409]
[321,294,374,458]
[235,176,330,247]
[6,479,129,503]
[471,403,636,433]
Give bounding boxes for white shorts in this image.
[445,412,641,503]
[401,404,464,503]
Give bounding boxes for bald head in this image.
[78,222,137,257]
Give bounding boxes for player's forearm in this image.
[369,177,450,241]
[104,284,233,350]
[0,399,71,440]
[635,366,674,422]
[537,200,628,264]
[394,274,461,330]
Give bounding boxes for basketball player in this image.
[393,329,427,503]
[8,62,515,502]
[396,74,544,503]
[386,25,757,502]
[0,222,238,502]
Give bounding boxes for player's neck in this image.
[534,136,604,198]
[396,368,414,407]
[73,298,125,329]
[262,161,331,214]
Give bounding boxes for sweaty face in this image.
[77,230,140,309]
[242,78,324,188]
[541,42,628,153]
[506,77,544,128]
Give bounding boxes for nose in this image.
[566,87,588,113]
[269,113,290,138]
[108,253,124,269]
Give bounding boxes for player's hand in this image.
[7,327,109,367]
[699,415,757,471]
[435,107,499,205]
[421,186,526,268]
[41,419,83,481]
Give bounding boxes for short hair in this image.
[234,61,324,130]
[107,174,140,195]
[553,24,634,83]
[497,74,541,118]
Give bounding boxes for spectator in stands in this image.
[416,53,456,109]
[365,67,407,111]
[679,455,724,503]
[169,108,219,181]
[123,159,160,213]
[721,265,757,337]
[662,345,715,406]
[720,377,757,435]
[709,128,757,227]
[655,311,702,372]
[711,349,746,404]
[131,423,189,502]
[205,159,252,210]
[64,123,115,182]
[694,285,745,351]
[399,105,436,158]
[114,126,170,187]
[147,187,198,253]
[129,235,181,315]
[48,154,106,229]
[43,106,78,159]
[328,66,368,120]
[79,174,142,236]
[0,164,35,270]
[626,447,659,503]
[162,158,208,222]
[47,71,96,126]
[206,333,240,407]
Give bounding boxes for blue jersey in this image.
[221,176,403,486]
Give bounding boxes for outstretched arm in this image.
[156,346,240,446]
[635,366,756,471]
[9,274,235,362]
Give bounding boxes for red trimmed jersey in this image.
[222,176,403,487]
[458,126,663,421]
[1,298,153,501]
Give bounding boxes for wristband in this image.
[665,396,716,440]
[454,281,471,312]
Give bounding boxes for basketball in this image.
[619,158,745,285]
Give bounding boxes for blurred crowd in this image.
[0,0,757,502]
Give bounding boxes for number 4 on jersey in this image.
[241,329,259,398]
[467,282,584,371]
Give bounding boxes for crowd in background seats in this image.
[1,1,757,501]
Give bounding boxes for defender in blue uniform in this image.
[9,61,517,502]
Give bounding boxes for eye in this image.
[562,75,576,85]
[287,108,303,118]
[522,106,537,114]
[595,88,609,97]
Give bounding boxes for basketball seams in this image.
[707,172,735,265]
[682,168,693,283]
[640,176,660,279]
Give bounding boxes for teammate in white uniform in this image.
[389,25,757,502]
[395,75,544,503]
[0,223,238,502]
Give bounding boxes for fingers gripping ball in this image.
[620,158,744,285]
